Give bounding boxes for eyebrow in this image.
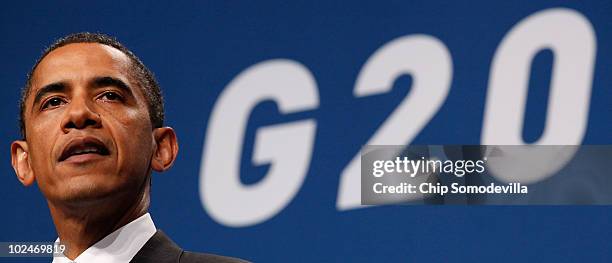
[32,82,67,107]
[31,76,133,111]
[91,76,132,93]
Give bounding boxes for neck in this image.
[48,184,150,260]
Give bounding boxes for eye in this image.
[99,91,123,102]
[41,97,66,110]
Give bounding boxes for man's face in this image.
[20,43,155,204]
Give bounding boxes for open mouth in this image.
[59,137,110,162]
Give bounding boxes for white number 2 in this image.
[337,35,453,210]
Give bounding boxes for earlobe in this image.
[10,141,35,186]
[151,127,179,172]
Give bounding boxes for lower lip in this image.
[61,153,107,164]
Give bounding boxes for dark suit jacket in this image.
[130,230,249,263]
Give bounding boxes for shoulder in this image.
[131,230,250,263]
[180,251,250,263]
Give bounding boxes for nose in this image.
[61,96,102,133]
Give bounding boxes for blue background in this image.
[1,1,611,262]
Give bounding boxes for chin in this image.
[55,176,127,205]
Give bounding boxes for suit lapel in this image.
[130,230,183,263]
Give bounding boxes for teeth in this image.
[73,147,99,155]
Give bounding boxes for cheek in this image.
[28,142,58,197]
[119,109,153,144]
[29,149,51,182]
[28,107,65,133]
[26,112,63,169]
[110,109,154,171]
[26,126,60,179]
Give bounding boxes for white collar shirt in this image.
[52,213,156,263]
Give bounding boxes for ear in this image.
[151,127,179,172]
[11,140,35,186]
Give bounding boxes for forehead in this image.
[30,43,132,91]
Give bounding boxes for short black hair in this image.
[19,32,164,138]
